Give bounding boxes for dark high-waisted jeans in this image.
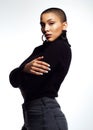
[21,97,68,130]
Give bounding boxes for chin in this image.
[47,38,55,42]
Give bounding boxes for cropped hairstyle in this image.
[40,7,67,22]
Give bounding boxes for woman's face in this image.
[40,12,67,42]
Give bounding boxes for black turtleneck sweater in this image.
[9,37,72,102]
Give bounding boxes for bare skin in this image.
[40,12,67,42]
[23,12,67,75]
[23,56,51,75]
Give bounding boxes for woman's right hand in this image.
[23,56,51,75]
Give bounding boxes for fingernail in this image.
[48,64,50,67]
[48,68,51,71]
[45,71,48,73]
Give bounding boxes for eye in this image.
[49,22,55,25]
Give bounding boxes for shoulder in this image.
[34,44,43,50]
[54,39,72,65]
[52,38,71,55]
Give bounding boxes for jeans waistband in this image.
[22,97,60,109]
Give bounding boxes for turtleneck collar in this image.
[43,30,71,47]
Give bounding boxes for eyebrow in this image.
[40,19,55,24]
[47,18,54,21]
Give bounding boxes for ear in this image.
[62,22,68,30]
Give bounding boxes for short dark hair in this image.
[41,7,67,22]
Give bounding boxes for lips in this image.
[45,34,52,39]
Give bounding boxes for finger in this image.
[36,60,50,67]
[35,56,44,60]
[33,63,51,71]
[30,69,43,75]
[31,66,49,73]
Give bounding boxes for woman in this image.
[9,7,72,130]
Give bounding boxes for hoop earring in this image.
[42,35,46,42]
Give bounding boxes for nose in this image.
[44,24,50,32]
